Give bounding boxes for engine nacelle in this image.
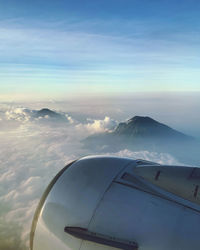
[30,156,200,250]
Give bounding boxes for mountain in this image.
[34,108,62,119]
[113,116,191,141]
[83,116,199,165]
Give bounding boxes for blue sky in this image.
[0,0,200,100]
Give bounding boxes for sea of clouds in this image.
[0,105,181,250]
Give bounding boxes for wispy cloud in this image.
[0,18,200,98]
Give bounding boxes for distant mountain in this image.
[34,108,62,119]
[83,116,199,165]
[113,116,191,141]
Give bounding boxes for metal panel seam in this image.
[87,160,134,230]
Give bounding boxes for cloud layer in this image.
[0,105,183,250]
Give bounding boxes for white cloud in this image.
[5,108,32,122]
[0,105,186,250]
[4,107,73,125]
[109,149,181,165]
[0,107,87,249]
[76,116,117,134]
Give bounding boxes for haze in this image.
[0,93,200,249]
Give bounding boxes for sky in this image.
[0,0,200,100]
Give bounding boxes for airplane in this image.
[30,155,200,250]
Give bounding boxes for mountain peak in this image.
[126,116,157,125]
[114,115,190,140]
[35,108,61,118]
[39,108,51,112]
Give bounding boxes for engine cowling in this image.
[30,156,200,250]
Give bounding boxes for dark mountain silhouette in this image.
[84,116,199,165]
[113,116,191,141]
[35,108,61,118]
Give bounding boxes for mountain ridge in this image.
[83,115,198,165]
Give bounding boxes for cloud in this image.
[1,19,200,102]
[0,124,80,249]
[0,105,186,250]
[4,107,73,124]
[1,18,199,64]
[76,116,117,133]
[0,106,90,249]
[109,149,181,165]
[1,19,199,82]
[5,108,33,122]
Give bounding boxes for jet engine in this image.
[30,156,200,250]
